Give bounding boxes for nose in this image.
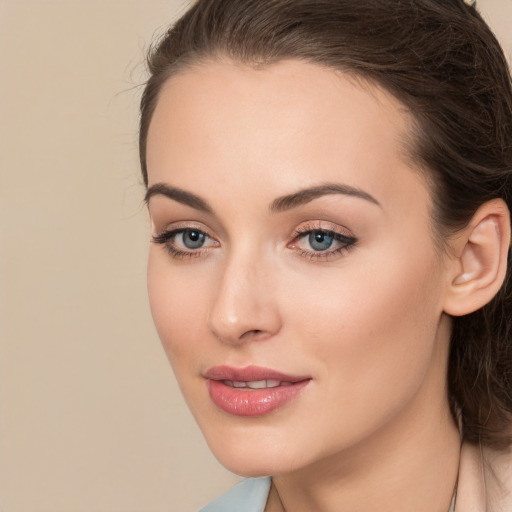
[207,250,282,346]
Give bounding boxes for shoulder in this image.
[198,477,272,512]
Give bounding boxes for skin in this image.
[145,60,462,512]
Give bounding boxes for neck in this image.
[266,320,461,512]
[268,402,460,512]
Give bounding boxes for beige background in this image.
[0,1,510,511]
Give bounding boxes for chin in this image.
[198,420,312,478]
[212,447,292,478]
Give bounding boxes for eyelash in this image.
[151,223,357,261]
[289,223,357,261]
[151,227,217,260]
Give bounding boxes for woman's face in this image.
[145,60,453,477]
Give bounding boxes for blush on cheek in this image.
[294,243,444,398]
[147,252,208,362]
[355,260,444,391]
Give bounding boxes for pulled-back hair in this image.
[139,0,512,448]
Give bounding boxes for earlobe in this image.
[443,199,511,317]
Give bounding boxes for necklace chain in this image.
[271,482,457,512]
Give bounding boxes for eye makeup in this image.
[288,221,358,262]
[152,219,357,262]
[152,225,219,260]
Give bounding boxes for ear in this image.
[443,199,511,317]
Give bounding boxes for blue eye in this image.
[308,231,334,251]
[181,229,206,249]
[290,225,357,261]
[152,226,217,259]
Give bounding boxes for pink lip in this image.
[204,365,311,417]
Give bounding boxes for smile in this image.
[204,366,311,416]
[222,379,292,389]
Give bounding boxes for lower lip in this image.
[207,379,310,417]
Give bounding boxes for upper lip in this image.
[204,365,310,383]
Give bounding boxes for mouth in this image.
[204,365,311,417]
[222,379,293,389]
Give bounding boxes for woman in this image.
[139,1,512,510]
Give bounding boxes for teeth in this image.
[247,380,267,389]
[223,379,290,389]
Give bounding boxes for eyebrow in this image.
[144,183,213,214]
[270,183,380,212]
[144,181,380,214]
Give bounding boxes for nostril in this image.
[239,329,267,342]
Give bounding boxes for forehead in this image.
[146,59,430,217]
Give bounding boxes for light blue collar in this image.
[199,477,271,512]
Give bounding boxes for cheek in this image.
[285,245,446,410]
[147,249,212,370]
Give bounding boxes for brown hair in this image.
[139,0,512,448]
